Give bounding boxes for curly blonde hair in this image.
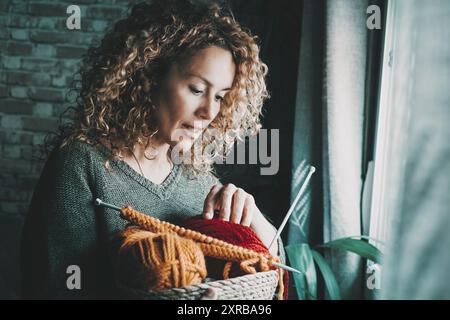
[53,0,269,177]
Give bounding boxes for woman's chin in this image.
[169,138,194,153]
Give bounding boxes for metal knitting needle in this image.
[95,198,121,211]
[268,166,316,251]
[271,261,303,275]
[94,198,304,275]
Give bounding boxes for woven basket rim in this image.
[117,270,279,300]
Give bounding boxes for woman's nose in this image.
[195,95,218,120]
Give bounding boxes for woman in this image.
[20,0,283,299]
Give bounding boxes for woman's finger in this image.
[230,188,246,224]
[218,183,237,221]
[203,184,222,219]
[240,195,255,226]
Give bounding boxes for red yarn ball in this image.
[182,216,269,254]
[182,215,269,280]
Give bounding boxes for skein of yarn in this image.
[112,227,207,292]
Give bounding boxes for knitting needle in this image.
[95,198,121,211]
[94,198,304,275]
[268,166,316,251]
[271,261,303,275]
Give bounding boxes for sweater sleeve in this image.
[21,143,100,299]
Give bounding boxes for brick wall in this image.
[0,0,138,299]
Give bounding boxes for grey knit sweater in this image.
[20,140,284,299]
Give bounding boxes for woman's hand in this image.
[202,183,257,226]
[202,183,279,256]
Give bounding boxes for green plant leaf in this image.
[348,235,386,247]
[311,249,341,300]
[285,243,317,300]
[319,237,383,264]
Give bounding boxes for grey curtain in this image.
[381,0,450,299]
[288,0,370,299]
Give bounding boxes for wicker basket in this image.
[119,270,279,300]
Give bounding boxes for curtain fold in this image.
[322,0,368,299]
[287,0,324,246]
[381,0,450,299]
[288,0,370,299]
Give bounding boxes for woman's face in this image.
[153,46,236,152]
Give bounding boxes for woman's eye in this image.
[189,86,203,95]
[215,95,224,102]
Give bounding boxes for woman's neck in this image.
[132,139,171,166]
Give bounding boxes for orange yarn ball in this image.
[112,227,207,292]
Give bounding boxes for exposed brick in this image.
[0,115,22,129]
[21,58,58,72]
[52,103,72,117]
[3,131,34,145]
[60,33,102,46]
[32,102,53,117]
[10,86,28,99]
[5,71,30,85]
[32,44,56,57]
[83,19,109,33]
[0,85,8,98]
[0,0,12,13]
[0,99,33,114]
[28,2,67,17]
[10,1,27,14]
[0,187,30,202]
[32,132,47,146]
[0,159,31,174]
[0,15,6,27]
[6,71,52,86]
[10,28,29,41]
[29,30,66,44]
[21,116,59,132]
[0,29,9,39]
[31,161,45,175]
[1,56,22,69]
[6,41,33,56]
[75,0,103,4]
[56,45,86,59]
[37,17,59,29]
[51,75,68,87]
[87,6,124,20]
[18,175,40,189]
[61,60,81,73]
[2,144,22,159]
[6,15,37,28]
[0,173,18,188]
[21,145,39,161]
[29,88,66,102]
[0,200,30,215]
